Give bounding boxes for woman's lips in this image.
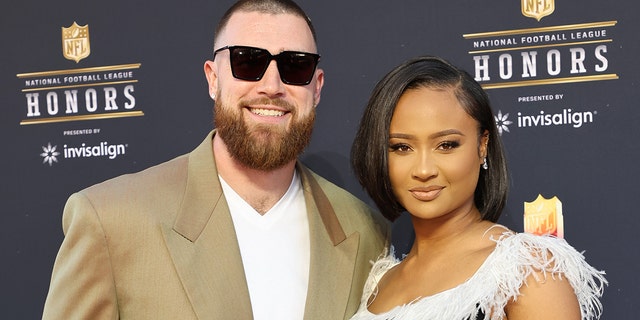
[409,186,444,201]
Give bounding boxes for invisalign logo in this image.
[39,141,128,166]
[40,143,60,166]
[63,142,128,160]
[517,109,596,128]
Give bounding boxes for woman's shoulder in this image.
[491,229,593,267]
[487,228,606,288]
[486,228,607,319]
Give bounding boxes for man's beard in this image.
[214,97,315,171]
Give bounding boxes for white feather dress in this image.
[350,230,607,320]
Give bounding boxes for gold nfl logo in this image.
[62,22,90,63]
[524,194,564,238]
[521,0,555,21]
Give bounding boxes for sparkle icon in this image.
[41,143,60,166]
[494,110,513,135]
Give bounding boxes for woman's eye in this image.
[389,143,411,153]
[438,141,460,151]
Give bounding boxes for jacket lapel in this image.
[299,166,359,320]
[161,131,253,320]
[160,132,359,320]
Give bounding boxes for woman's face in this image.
[388,86,487,221]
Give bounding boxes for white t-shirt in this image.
[220,171,310,320]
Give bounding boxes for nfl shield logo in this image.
[521,0,555,21]
[524,194,564,238]
[62,22,90,63]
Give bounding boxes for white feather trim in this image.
[350,230,607,320]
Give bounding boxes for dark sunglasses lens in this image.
[229,47,270,80]
[277,53,318,85]
[226,46,319,85]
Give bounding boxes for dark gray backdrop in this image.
[2,0,637,318]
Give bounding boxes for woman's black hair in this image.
[351,56,508,222]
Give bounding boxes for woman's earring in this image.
[482,157,488,170]
[210,92,216,100]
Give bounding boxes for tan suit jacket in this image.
[42,131,389,320]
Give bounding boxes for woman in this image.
[350,56,606,319]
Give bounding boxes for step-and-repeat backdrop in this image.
[2,0,637,318]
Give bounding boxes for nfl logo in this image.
[524,194,564,238]
[521,0,555,21]
[62,22,90,63]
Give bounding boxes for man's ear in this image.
[312,68,324,107]
[204,60,218,100]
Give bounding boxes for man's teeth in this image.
[250,108,285,116]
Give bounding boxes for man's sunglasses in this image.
[213,45,320,85]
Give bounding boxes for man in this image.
[41,0,388,319]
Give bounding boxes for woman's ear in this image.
[480,130,490,159]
